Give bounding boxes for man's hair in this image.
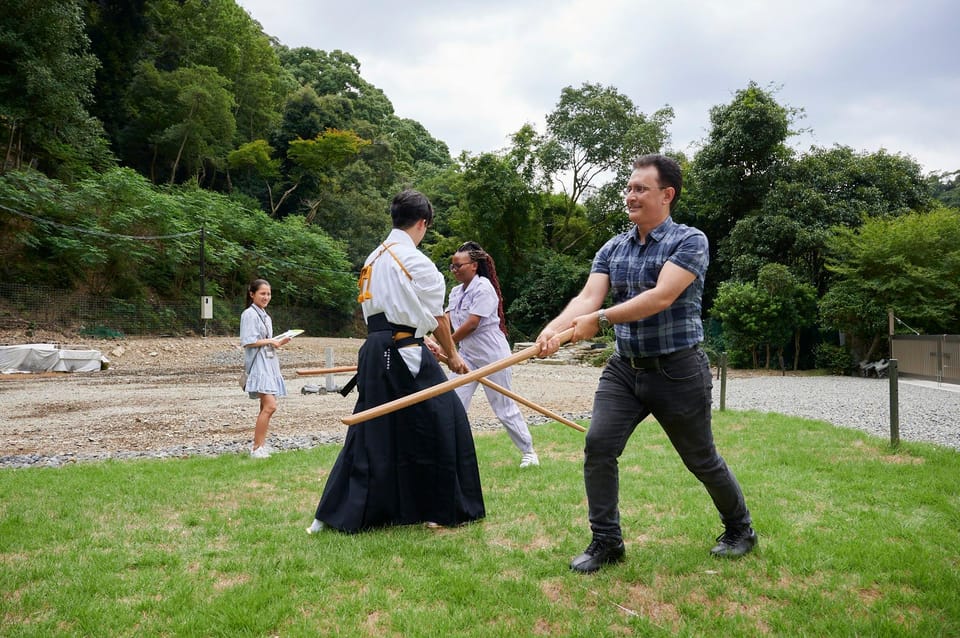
[391,189,434,229]
[633,154,682,211]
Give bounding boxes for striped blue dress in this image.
[240,305,287,398]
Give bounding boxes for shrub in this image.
[815,342,854,375]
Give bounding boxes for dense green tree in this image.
[692,82,798,226]
[818,279,889,363]
[266,47,448,231]
[123,63,236,185]
[288,129,371,177]
[69,167,200,297]
[583,183,629,254]
[229,127,382,263]
[249,213,356,320]
[1,167,200,296]
[506,123,545,190]
[294,128,372,219]
[442,152,541,303]
[145,0,285,140]
[756,263,817,369]
[273,85,349,154]
[538,192,592,259]
[665,151,697,226]
[720,191,826,290]
[83,0,149,145]
[535,82,673,253]
[0,169,74,286]
[0,0,112,179]
[721,146,932,292]
[691,82,800,303]
[712,263,816,369]
[277,47,394,130]
[507,249,591,341]
[711,281,776,368]
[928,170,960,209]
[772,145,929,226]
[302,160,391,268]
[98,0,284,185]
[381,116,452,177]
[821,207,960,360]
[417,164,463,234]
[227,139,287,215]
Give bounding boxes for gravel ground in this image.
[2,333,957,468]
[0,335,600,468]
[713,374,960,451]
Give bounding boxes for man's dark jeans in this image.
[584,348,751,540]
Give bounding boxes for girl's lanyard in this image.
[253,307,274,358]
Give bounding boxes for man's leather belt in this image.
[618,346,697,370]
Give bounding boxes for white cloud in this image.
[238,0,960,173]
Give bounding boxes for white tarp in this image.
[0,343,105,373]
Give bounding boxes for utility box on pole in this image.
[201,296,213,320]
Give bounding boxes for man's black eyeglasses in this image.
[622,185,664,196]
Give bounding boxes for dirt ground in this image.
[0,331,606,460]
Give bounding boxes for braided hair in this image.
[457,241,508,336]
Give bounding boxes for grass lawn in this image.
[2,410,958,637]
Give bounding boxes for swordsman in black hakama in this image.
[307,190,485,534]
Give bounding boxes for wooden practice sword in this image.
[341,328,575,426]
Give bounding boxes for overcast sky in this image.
[237,0,960,175]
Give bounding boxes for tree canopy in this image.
[720,145,931,292]
[525,82,673,255]
[1,0,112,178]
[821,207,960,353]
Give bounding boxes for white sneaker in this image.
[250,445,271,459]
[306,519,325,534]
[520,452,540,468]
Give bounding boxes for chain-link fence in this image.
[0,282,351,337]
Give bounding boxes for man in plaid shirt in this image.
[537,154,756,574]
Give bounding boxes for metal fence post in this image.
[889,358,899,448]
[325,347,337,393]
[720,352,728,412]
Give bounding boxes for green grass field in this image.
[2,410,958,637]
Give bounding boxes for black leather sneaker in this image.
[569,537,626,573]
[710,527,758,558]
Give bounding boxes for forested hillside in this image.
[1,0,958,367]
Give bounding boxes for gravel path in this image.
[2,333,957,468]
[713,375,960,451]
[0,336,600,469]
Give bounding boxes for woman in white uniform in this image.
[445,242,539,468]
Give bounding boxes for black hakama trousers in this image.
[314,328,485,532]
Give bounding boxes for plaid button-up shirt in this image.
[591,217,709,358]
